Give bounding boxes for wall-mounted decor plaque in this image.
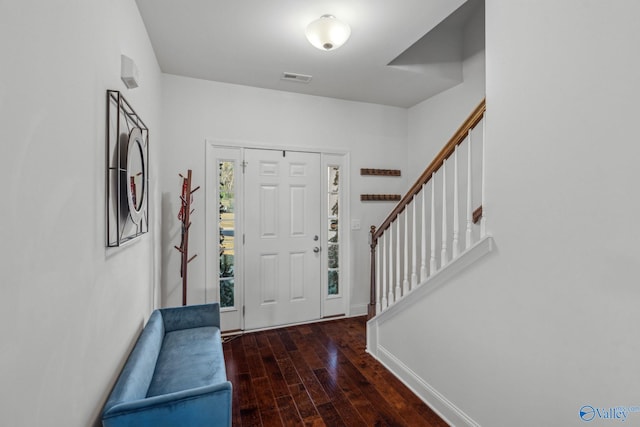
[360,194,401,201]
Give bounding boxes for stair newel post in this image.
[368,226,377,319]
[411,197,418,288]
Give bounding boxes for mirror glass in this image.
[128,141,144,211]
[126,128,146,224]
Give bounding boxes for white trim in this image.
[223,311,369,338]
[322,153,351,318]
[372,345,481,427]
[204,138,349,156]
[349,303,368,317]
[343,153,351,314]
[238,314,350,334]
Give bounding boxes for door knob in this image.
[313,246,321,253]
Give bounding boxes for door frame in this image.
[205,139,350,332]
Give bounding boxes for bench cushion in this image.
[146,326,226,397]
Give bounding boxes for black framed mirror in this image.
[107,90,149,247]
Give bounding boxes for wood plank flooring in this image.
[223,316,448,426]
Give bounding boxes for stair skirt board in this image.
[366,236,494,427]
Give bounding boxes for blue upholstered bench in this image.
[102,303,232,427]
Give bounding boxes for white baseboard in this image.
[349,303,368,317]
[372,345,481,427]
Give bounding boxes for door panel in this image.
[244,149,321,329]
[260,185,278,236]
[289,252,306,300]
[259,254,278,303]
[290,186,307,235]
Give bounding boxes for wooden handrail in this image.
[372,99,486,242]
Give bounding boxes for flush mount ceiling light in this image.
[305,14,351,51]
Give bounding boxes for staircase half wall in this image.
[367,235,493,427]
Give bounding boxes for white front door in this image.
[243,149,321,329]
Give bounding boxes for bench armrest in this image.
[102,381,232,427]
[159,303,220,332]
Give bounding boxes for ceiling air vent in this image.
[281,72,312,84]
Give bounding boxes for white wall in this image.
[160,74,408,315]
[0,1,162,426]
[407,0,485,183]
[375,1,640,426]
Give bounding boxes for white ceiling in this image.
[134,0,481,108]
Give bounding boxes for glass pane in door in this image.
[327,166,339,295]
[219,161,235,307]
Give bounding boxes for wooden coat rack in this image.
[175,169,200,306]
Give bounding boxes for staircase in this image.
[366,99,491,427]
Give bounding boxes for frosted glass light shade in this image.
[305,15,351,51]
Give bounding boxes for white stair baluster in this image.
[481,116,487,237]
[388,225,395,304]
[430,175,437,274]
[411,197,418,288]
[403,210,410,294]
[396,219,402,299]
[381,233,388,309]
[375,236,381,314]
[441,160,448,268]
[465,131,473,250]
[452,147,460,258]
[420,184,428,282]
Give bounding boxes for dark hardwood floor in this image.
[223,316,448,426]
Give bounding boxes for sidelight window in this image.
[328,166,340,295]
[219,161,235,308]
